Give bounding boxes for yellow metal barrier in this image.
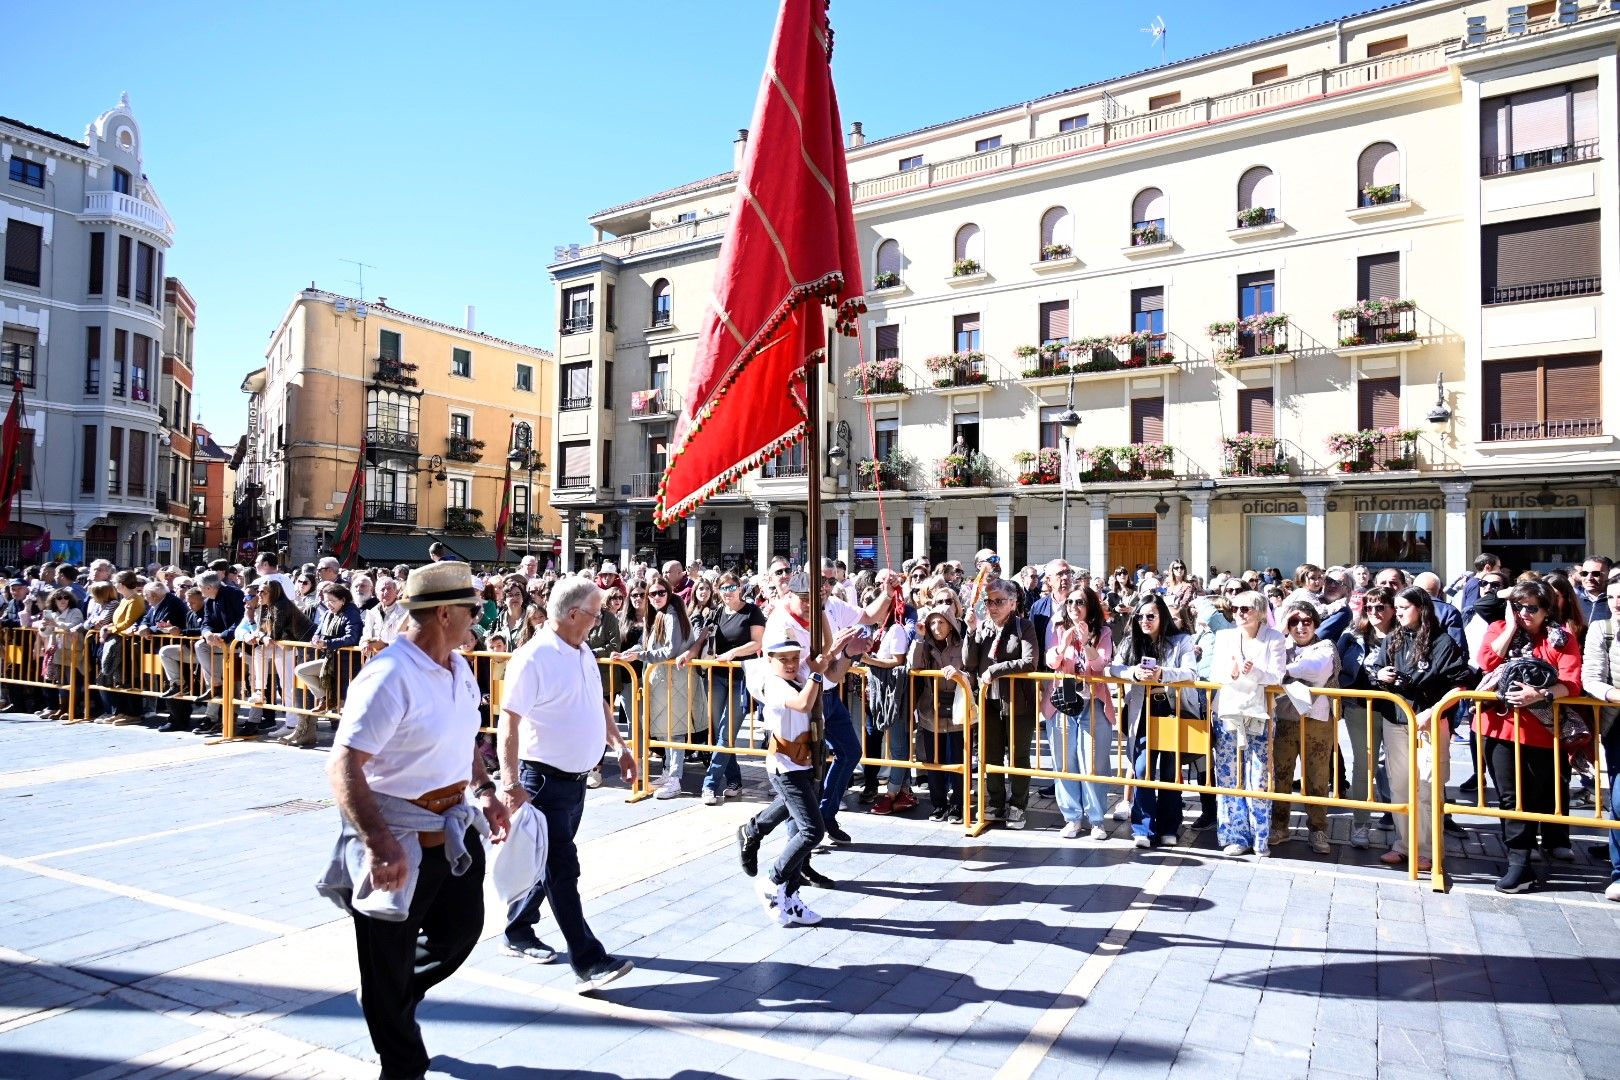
[970,672,1427,879]
[78,631,245,736]
[1427,688,1613,893]
[0,624,83,723]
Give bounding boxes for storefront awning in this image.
[358,532,434,565]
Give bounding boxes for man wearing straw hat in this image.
[323,560,510,1080]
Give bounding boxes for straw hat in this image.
[399,560,481,611]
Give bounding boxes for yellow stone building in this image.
[240,289,557,566]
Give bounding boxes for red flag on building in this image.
[494,424,515,564]
[0,380,25,531]
[330,437,367,568]
[654,0,863,527]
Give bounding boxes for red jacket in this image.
[1474,621,1583,748]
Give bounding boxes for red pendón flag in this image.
[330,436,367,568]
[654,0,863,527]
[494,423,515,564]
[0,380,25,531]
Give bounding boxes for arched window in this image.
[953,223,983,268]
[1038,207,1072,258]
[1131,188,1166,244]
[1356,142,1400,205]
[874,239,902,286]
[1236,166,1278,227]
[650,279,671,327]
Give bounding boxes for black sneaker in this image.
[575,956,634,994]
[825,822,852,845]
[929,807,949,822]
[1190,813,1216,830]
[503,938,558,963]
[1495,855,1534,894]
[737,825,759,877]
[159,682,182,699]
[946,806,964,825]
[800,862,836,889]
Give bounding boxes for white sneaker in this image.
[1309,829,1331,855]
[777,891,823,927]
[1005,806,1027,830]
[1134,835,1152,850]
[654,775,681,800]
[701,789,723,806]
[1060,821,1083,839]
[724,785,743,799]
[1605,879,1620,903]
[1111,798,1132,822]
[585,766,603,790]
[1090,826,1109,841]
[1350,826,1370,850]
[1222,843,1250,856]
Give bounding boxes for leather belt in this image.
[528,760,591,783]
[410,780,468,849]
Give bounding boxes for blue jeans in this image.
[1132,735,1185,840]
[504,762,609,976]
[747,768,824,893]
[703,676,748,794]
[819,689,860,826]
[1053,701,1113,827]
[917,728,964,811]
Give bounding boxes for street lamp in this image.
[1057,391,1081,560]
[1426,371,1451,427]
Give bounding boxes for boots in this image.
[279,716,317,749]
[1495,849,1534,894]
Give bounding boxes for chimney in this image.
[376,296,387,307]
[465,305,477,332]
[733,128,749,171]
[847,121,864,148]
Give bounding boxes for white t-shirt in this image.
[503,625,607,773]
[762,674,814,774]
[335,636,482,799]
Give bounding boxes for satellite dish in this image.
[334,298,349,313]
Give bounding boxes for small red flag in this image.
[330,436,367,568]
[0,379,25,531]
[654,0,863,527]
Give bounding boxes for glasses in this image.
[648,589,669,598]
[1479,581,1502,590]
[572,607,603,624]
[1366,603,1390,613]
[1136,610,1159,620]
[608,595,624,604]
[1232,605,1256,614]
[1065,598,1086,608]
[1578,569,1605,577]
[1286,617,1315,629]
[458,603,481,616]
[772,568,791,577]
[629,593,646,600]
[986,597,1014,608]
[719,584,739,593]
[1513,603,1543,615]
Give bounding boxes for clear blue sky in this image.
[11,0,1359,445]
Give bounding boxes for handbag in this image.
[1050,678,1087,716]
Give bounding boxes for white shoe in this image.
[1605,880,1620,903]
[777,891,823,927]
[585,766,603,790]
[724,785,743,799]
[1222,843,1250,856]
[1090,826,1109,841]
[1134,835,1152,850]
[654,775,681,800]
[1111,798,1132,822]
[1309,830,1331,855]
[701,789,724,806]
[1005,806,1027,830]
[1350,826,1370,850]
[1060,821,1083,840]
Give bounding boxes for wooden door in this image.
[1107,515,1158,574]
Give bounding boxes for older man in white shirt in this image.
[360,577,409,657]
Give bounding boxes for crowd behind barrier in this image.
[1,547,1617,901]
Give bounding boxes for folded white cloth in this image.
[490,800,549,907]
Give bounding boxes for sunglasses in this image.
[1479,581,1503,589]
[772,568,791,577]
[1136,610,1159,620]
[608,595,624,603]
[648,589,669,598]
[1065,598,1086,608]
[1232,605,1256,614]
[1366,603,1390,613]
[1286,617,1315,628]
[1578,569,1604,576]
[719,584,739,593]
[630,593,646,600]
[458,603,481,616]
[1514,603,1543,615]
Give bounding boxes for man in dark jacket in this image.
[964,577,1038,829]
[193,571,244,702]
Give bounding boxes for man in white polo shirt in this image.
[499,575,639,993]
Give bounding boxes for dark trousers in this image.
[981,698,1030,813]
[748,768,824,893]
[350,827,485,1080]
[504,762,609,976]
[1484,737,1570,850]
[1132,737,1186,840]
[918,728,965,811]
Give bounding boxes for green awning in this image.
[439,535,502,564]
[358,532,434,565]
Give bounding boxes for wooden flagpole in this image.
[805,350,826,781]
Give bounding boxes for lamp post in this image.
[1426,371,1451,426]
[507,447,540,558]
[1057,379,1082,560]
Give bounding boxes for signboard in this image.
[853,535,877,568]
[49,539,84,564]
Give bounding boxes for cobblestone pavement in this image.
[2,712,1619,1079]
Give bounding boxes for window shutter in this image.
[4,221,42,284]
[1484,359,1540,431]
[1572,79,1598,144]
[1366,35,1408,58]
[88,232,105,295]
[876,240,901,275]
[566,364,590,399]
[1357,143,1398,188]
[1132,188,1165,222]
[117,236,132,297]
[1357,252,1400,301]
[1484,211,1599,293]
[1131,397,1165,443]
[954,224,981,262]
[1238,388,1274,435]
[957,312,981,334]
[562,443,591,478]
[1039,301,1070,342]
[874,323,899,358]
[1543,354,1600,423]
[1131,287,1164,316]
[1509,84,1569,152]
[1357,377,1400,430]
[1237,166,1275,210]
[1040,206,1070,247]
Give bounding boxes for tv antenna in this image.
[1141,16,1167,65]
[340,258,378,303]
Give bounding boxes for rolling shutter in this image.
[1357,143,1398,188]
[1238,166,1276,210]
[1132,188,1166,222]
[1483,211,1599,293]
[1544,354,1600,424]
[1357,377,1400,430]
[1238,388,1274,436]
[1131,397,1165,444]
[4,221,42,285]
[1572,79,1598,145]
[1131,287,1164,316]
[876,240,901,275]
[562,442,591,479]
[1509,85,1568,152]
[1357,253,1400,301]
[1039,301,1070,343]
[1040,207,1070,248]
[1484,360,1540,431]
[874,323,899,360]
[954,224,981,262]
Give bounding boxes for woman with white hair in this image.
[1209,590,1287,857]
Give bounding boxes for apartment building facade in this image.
[1,95,173,568]
[245,289,558,566]
[156,276,197,565]
[190,420,230,558]
[548,0,1620,582]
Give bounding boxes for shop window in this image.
[1479,507,1587,573]
[1358,512,1433,573]
[1247,513,1305,573]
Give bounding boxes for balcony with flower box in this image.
[628,386,681,421]
[446,435,485,463]
[1327,428,1420,473]
[846,358,912,400]
[1123,219,1174,257]
[932,450,997,490]
[923,351,997,398]
[1020,333,1181,388]
[1334,299,1420,354]
[856,453,912,493]
[868,270,910,300]
[1228,206,1286,240]
[1221,434,1293,478]
[946,259,988,287]
[1013,448,1063,487]
[1076,443,1177,484]
[1347,183,1414,221]
[1209,314,1295,372]
[374,358,419,388]
[445,507,485,534]
[1031,244,1078,273]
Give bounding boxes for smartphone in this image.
[1141,657,1158,670]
